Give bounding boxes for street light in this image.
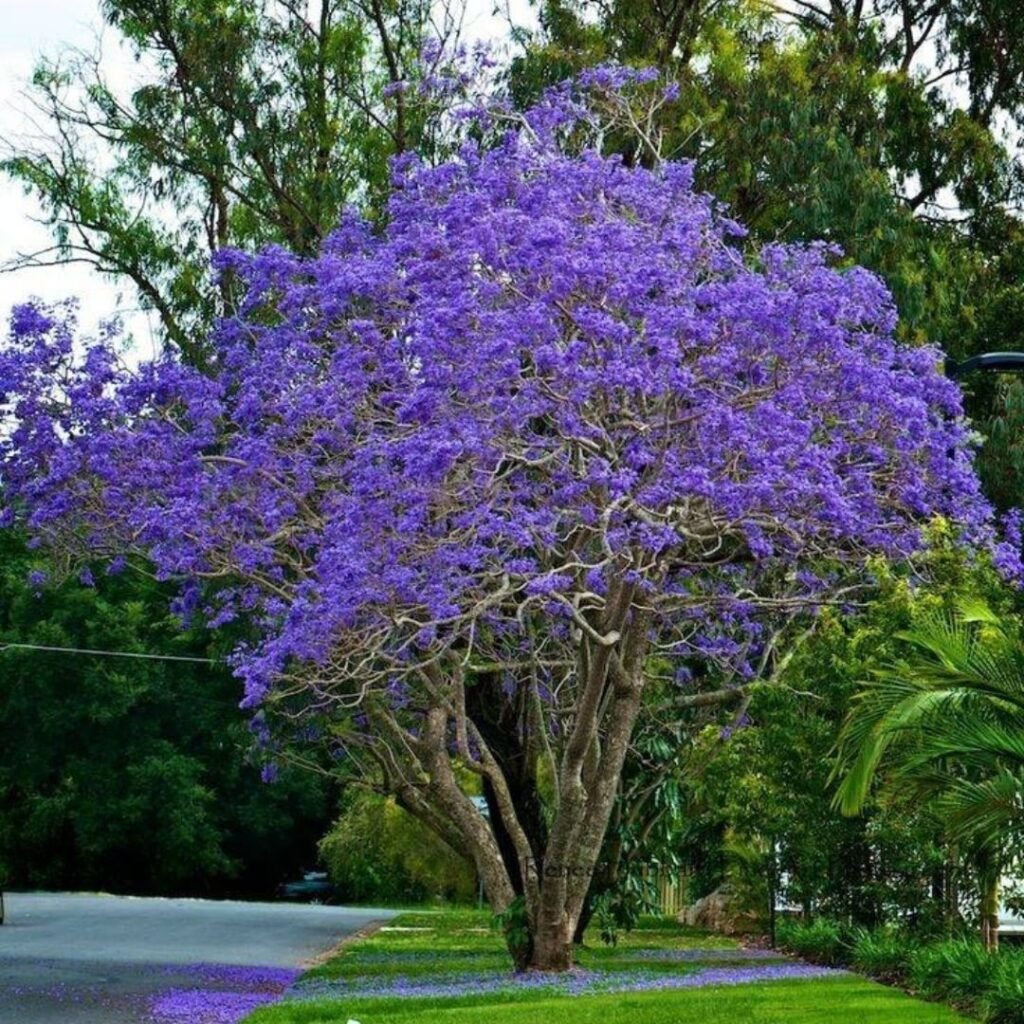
[946,352,1024,379]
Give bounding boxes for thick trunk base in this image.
[530,919,575,971]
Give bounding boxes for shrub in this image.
[319,791,477,905]
[907,942,949,998]
[775,917,851,966]
[909,939,999,1005]
[774,916,801,949]
[850,927,918,983]
[984,951,1024,1024]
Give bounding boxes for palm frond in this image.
[832,600,1024,853]
[934,770,1024,850]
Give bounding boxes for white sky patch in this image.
[0,0,157,347]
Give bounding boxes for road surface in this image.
[0,892,395,1023]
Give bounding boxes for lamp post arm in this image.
[946,353,1024,379]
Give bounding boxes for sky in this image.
[0,0,145,344]
[0,0,534,355]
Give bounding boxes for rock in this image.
[678,884,760,935]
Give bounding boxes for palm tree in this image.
[831,599,1024,951]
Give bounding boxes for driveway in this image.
[0,892,395,1023]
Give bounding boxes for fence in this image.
[647,869,688,918]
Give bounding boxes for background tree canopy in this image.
[0,530,333,896]
[3,0,461,364]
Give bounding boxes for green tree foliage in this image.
[833,598,1024,949]
[0,532,332,895]
[669,533,1012,934]
[2,0,456,361]
[318,790,477,905]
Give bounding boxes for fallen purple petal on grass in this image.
[632,947,781,961]
[621,964,848,990]
[288,961,847,1002]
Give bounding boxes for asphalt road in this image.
[0,892,396,1023]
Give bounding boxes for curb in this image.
[303,917,391,969]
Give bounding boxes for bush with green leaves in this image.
[908,939,1000,1004]
[0,533,333,897]
[850,927,919,982]
[901,941,1024,1022]
[318,791,477,905]
[800,924,1024,1023]
[775,917,851,966]
[984,952,1024,1024]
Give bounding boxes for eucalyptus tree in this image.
[2,0,464,363]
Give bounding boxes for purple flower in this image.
[287,959,847,1002]
[148,962,299,1023]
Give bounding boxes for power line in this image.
[0,642,220,664]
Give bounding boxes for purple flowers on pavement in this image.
[150,990,281,1024]
[158,963,300,989]
[148,963,299,1024]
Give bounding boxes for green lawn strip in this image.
[306,910,506,981]
[306,910,742,983]
[246,976,971,1024]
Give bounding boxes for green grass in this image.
[303,911,740,983]
[243,911,971,1024]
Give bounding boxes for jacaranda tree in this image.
[0,71,1014,970]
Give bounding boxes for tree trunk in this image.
[379,588,650,974]
[945,844,959,937]
[531,905,575,971]
[525,653,646,970]
[981,873,1000,953]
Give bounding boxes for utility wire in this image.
[0,642,220,664]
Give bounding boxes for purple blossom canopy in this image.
[0,77,1011,712]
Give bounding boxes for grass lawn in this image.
[242,911,969,1024]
